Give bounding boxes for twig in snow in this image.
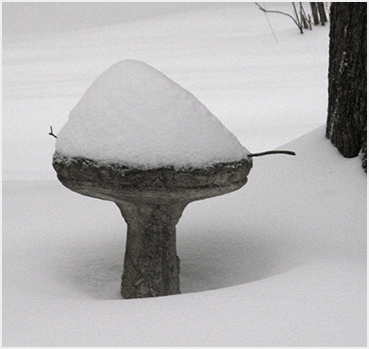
[262,2,279,43]
[49,126,57,138]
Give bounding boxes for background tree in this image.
[326,2,367,172]
[317,3,327,25]
[310,3,327,26]
[310,3,320,25]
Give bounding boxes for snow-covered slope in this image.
[3,127,366,346]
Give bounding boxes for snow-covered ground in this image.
[3,3,366,346]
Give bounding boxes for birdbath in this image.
[53,154,251,298]
[52,60,253,298]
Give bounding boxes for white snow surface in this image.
[56,59,249,168]
[3,127,366,346]
[3,3,366,347]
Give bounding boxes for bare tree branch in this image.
[299,2,310,29]
[256,2,304,34]
[292,2,303,31]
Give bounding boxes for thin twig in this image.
[256,2,302,30]
[292,2,303,33]
[249,150,296,157]
[262,2,278,43]
[299,2,310,30]
[49,126,57,138]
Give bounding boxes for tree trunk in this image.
[310,2,319,25]
[317,3,327,25]
[326,3,367,170]
[117,201,187,298]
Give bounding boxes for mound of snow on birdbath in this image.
[56,59,249,169]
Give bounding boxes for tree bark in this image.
[361,132,367,172]
[326,3,367,169]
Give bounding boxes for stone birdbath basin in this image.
[52,60,291,298]
[53,154,252,298]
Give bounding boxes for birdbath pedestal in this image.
[53,153,252,299]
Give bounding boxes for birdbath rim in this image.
[52,151,253,205]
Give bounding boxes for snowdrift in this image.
[3,126,366,346]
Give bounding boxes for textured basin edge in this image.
[52,152,252,204]
[52,152,252,188]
